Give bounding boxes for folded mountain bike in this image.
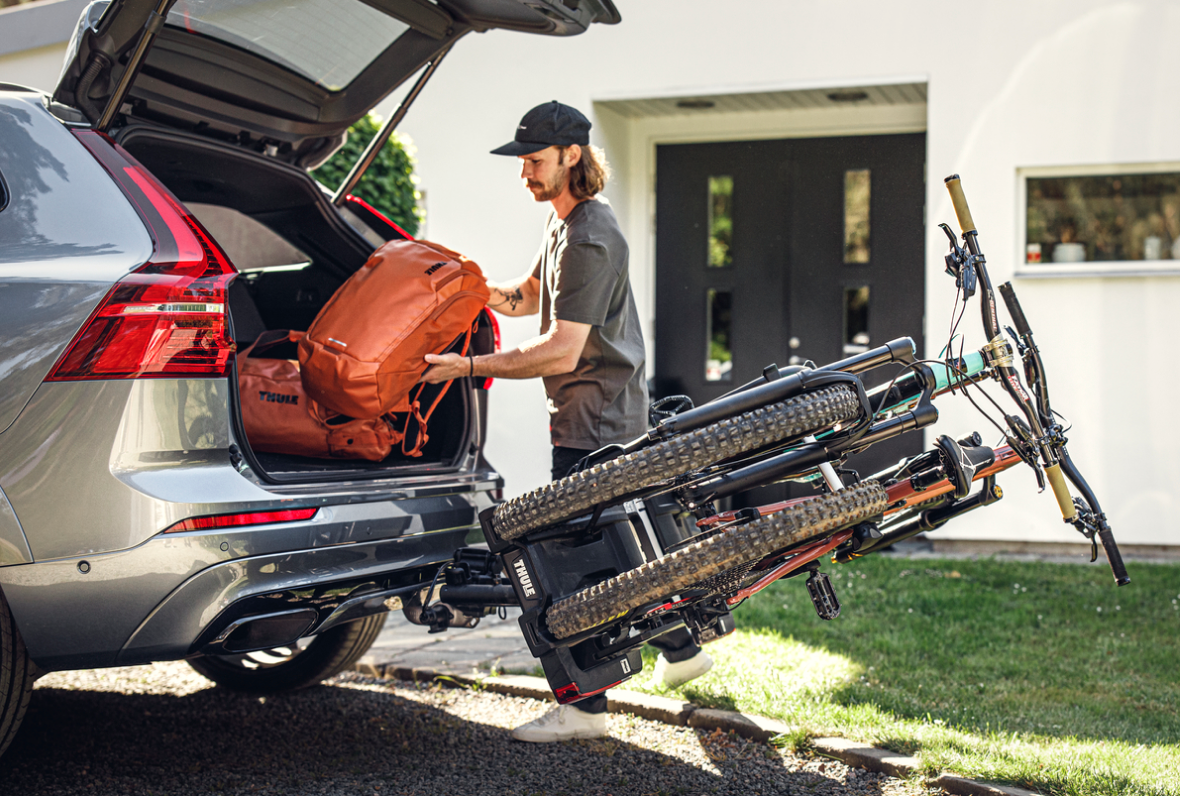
[412,175,1129,705]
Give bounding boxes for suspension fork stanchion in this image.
[806,435,844,491]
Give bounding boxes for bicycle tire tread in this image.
[544,480,888,639]
[491,385,860,540]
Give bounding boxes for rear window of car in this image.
[166,0,412,91]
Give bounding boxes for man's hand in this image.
[421,352,469,384]
[420,319,591,384]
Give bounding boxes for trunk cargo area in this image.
[116,125,494,483]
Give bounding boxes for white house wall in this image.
[3,0,1176,548]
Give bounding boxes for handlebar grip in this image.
[944,174,977,235]
[1044,463,1078,520]
[998,282,1033,337]
[1098,528,1132,586]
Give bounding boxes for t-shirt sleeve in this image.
[551,242,616,326]
[530,243,543,280]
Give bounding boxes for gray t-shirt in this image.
[530,199,648,449]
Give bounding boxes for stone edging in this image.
[355,662,1044,796]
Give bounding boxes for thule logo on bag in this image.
[512,557,537,598]
[258,391,298,405]
[424,262,446,276]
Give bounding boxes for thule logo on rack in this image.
[512,557,537,598]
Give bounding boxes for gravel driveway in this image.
[5,663,938,796]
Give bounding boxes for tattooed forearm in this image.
[489,286,524,311]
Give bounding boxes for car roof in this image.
[53,0,619,165]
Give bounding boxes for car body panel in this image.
[0,3,521,705]
[0,487,31,567]
[0,92,154,435]
[2,376,498,561]
[54,0,617,162]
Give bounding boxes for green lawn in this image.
[633,555,1180,796]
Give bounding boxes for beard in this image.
[527,163,569,202]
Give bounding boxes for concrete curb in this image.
[354,663,1045,796]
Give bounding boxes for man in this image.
[422,101,711,742]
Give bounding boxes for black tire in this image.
[492,384,861,540]
[0,589,35,758]
[188,612,386,694]
[545,481,888,639]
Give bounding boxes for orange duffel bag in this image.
[238,331,397,461]
[298,238,490,426]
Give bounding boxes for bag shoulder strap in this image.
[401,324,474,457]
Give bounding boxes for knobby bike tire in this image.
[491,384,861,541]
[544,481,888,639]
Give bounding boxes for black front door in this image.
[654,133,926,500]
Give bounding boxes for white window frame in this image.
[1016,162,1180,278]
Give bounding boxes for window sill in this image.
[1015,261,1180,278]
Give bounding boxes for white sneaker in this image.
[650,650,713,688]
[511,704,608,742]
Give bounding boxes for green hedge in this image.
[313,114,423,237]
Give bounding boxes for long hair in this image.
[559,144,610,200]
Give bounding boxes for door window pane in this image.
[844,169,871,263]
[708,176,734,268]
[705,288,733,382]
[1026,172,1180,263]
[843,286,870,355]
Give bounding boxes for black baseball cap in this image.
[490,101,591,156]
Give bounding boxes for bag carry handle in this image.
[401,324,475,457]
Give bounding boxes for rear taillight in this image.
[46,131,237,381]
[163,508,319,533]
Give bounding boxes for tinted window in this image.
[0,170,8,214]
[1026,172,1180,264]
[166,0,411,91]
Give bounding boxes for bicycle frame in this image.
[425,173,1131,706]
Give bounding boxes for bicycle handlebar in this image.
[944,174,977,235]
[943,174,1128,587]
[998,282,1033,338]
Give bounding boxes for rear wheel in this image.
[492,384,861,540]
[188,613,386,694]
[544,481,888,639]
[0,589,35,757]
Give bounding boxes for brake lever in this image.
[1005,414,1045,491]
[939,223,978,298]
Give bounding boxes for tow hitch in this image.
[402,548,518,633]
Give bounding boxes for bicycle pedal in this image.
[806,570,841,620]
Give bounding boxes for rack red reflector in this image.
[47,131,237,381]
[165,508,319,533]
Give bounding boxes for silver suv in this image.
[0,0,619,756]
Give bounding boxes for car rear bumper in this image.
[0,493,492,670]
[0,377,500,670]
